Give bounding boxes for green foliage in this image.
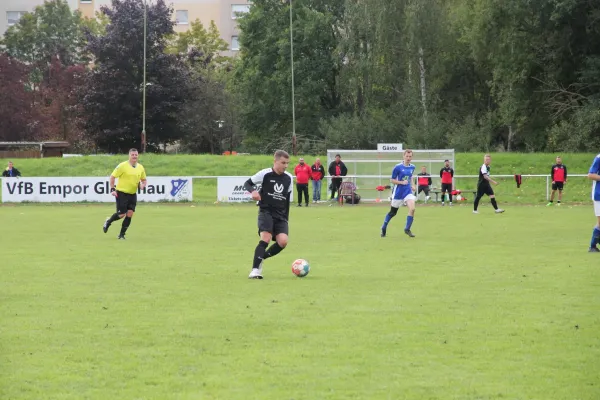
[167,19,229,65]
[2,0,88,70]
[80,0,195,153]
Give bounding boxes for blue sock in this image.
[405,215,414,230]
[590,227,600,248]
[382,213,392,229]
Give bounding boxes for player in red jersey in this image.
[547,156,567,206]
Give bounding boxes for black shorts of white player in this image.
[244,150,294,279]
[473,154,504,214]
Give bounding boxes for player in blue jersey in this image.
[587,154,600,252]
[381,149,417,238]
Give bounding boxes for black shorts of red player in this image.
[552,181,564,191]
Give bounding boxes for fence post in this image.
[546,176,549,201]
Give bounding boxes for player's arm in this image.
[285,189,291,220]
[481,165,497,185]
[428,176,432,186]
[588,158,600,181]
[451,168,454,177]
[244,169,267,200]
[439,168,444,178]
[109,164,122,196]
[139,167,147,190]
[564,165,567,182]
[550,166,555,182]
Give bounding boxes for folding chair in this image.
[338,181,358,206]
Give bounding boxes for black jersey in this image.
[244,168,293,220]
[478,163,491,186]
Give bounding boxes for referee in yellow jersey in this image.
[103,148,147,239]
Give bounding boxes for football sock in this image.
[253,240,268,269]
[473,196,481,211]
[264,243,284,259]
[107,213,121,224]
[119,217,131,236]
[382,213,393,229]
[548,200,553,204]
[590,227,600,248]
[491,198,498,210]
[557,200,561,204]
[405,215,414,231]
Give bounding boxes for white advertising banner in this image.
[217,176,294,203]
[1,177,192,203]
[377,143,403,152]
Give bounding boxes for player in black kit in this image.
[243,150,294,279]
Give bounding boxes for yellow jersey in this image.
[111,161,147,194]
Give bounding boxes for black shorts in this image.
[257,210,288,237]
[417,185,430,196]
[116,191,137,214]
[441,183,452,193]
[552,181,564,191]
[477,183,494,197]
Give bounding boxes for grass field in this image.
[0,153,598,203]
[2,203,599,399]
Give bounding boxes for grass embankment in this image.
[0,153,596,203]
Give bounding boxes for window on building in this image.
[231,4,250,19]
[231,36,240,51]
[80,0,92,4]
[7,11,27,26]
[175,10,189,25]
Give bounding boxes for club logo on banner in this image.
[1,177,193,203]
[217,177,293,203]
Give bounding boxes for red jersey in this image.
[294,163,312,184]
[440,167,454,184]
[551,164,567,182]
[311,163,325,181]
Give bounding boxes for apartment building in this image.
[2,0,250,55]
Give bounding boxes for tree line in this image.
[1,0,599,154]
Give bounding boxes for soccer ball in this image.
[291,259,310,277]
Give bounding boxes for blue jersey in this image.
[391,163,416,200]
[589,154,600,201]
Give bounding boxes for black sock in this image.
[108,213,121,224]
[264,243,284,259]
[474,196,482,211]
[558,200,561,204]
[120,216,131,236]
[548,200,553,203]
[253,240,268,269]
[491,198,498,210]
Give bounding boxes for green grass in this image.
[0,153,597,203]
[1,203,599,399]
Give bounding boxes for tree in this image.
[80,0,195,153]
[234,0,344,153]
[0,54,44,141]
[1,0,88,82]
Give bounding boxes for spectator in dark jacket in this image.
[328,154,348,200]
[2,161,21,178]
[310,158,325,203]
[294,157,312,207]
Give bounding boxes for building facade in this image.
[2,0,250,55]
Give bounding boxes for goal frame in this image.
[326,148,456,202]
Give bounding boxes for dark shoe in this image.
[588,247,599,253]
[103,217,110,233]
[118,235,126,240]
[381,227,387,237]
[404,229,415,238]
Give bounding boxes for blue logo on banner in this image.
[170,179,188,197]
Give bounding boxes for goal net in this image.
[326,147,456,202]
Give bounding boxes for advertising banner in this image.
[1,177,192,203]
[217,177,294,203]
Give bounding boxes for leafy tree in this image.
[234,0,344,153]
[0,54,44,141]
[80,0,194,153]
